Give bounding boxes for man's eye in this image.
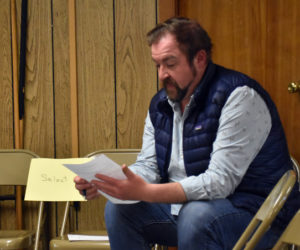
[167,64,175,68]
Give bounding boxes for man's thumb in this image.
[122,164,134,179]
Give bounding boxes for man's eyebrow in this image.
[152,55,177,64]
[163,56,177,63]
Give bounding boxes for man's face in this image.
[151,33,198,102]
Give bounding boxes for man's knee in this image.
[177,201,218,230]
[177,201,220,242]
[176,200,254,249]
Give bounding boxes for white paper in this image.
[63,154,139,204]
[67,234,109,241]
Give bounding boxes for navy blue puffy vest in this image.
[149,62,300,227]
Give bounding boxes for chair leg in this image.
[34,201,44,250]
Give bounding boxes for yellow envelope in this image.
[25,158,91,201]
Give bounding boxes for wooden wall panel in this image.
[0,0,13,150]
[76,0,115,231]
[0,0,14,230]
[53,0,72,159]
[115,0,157,149]
[23,0,54,158]
[76,0,115,157]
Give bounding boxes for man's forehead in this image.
[151,34,177,49]
[151,34,180,60]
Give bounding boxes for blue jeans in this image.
[105,199,281,250]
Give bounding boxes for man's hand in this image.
[74,176,100,200]
[91,164,148,201]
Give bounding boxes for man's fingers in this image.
[74,176,88,184]
[83,186,100,200]
[75,181,93,194]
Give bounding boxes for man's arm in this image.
[91,164,187,203]
[128,111,161,183]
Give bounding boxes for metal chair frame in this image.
[233,169,297,250]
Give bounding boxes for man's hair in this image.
[147,17,212,63]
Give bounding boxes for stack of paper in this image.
[64,154,140,204]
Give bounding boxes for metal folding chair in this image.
[0,149,43,250]
[233,169,297,250]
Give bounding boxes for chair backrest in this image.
[0,149,42,250]
[273,209,300,249]
[59,149,140,236]
[0,149,39,186]
[233,169,297,250]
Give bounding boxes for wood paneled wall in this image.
[0,0,158,244]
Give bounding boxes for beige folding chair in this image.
[49,149,140,250]
[272,209,300,249]
[0,149,43,250]
[233,169,297,250]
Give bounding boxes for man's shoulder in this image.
[213,64,255,87]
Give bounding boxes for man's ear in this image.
[193,50,207,69]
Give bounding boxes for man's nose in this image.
[158,66,169,81]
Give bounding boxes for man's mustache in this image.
[163,77,177,87]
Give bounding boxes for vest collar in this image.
[193,61,217,107]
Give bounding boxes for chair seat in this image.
[50,230,110,249]
[0,230,34,249]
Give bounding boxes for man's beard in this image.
[163,77,189,102]
[163,66,196,102]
